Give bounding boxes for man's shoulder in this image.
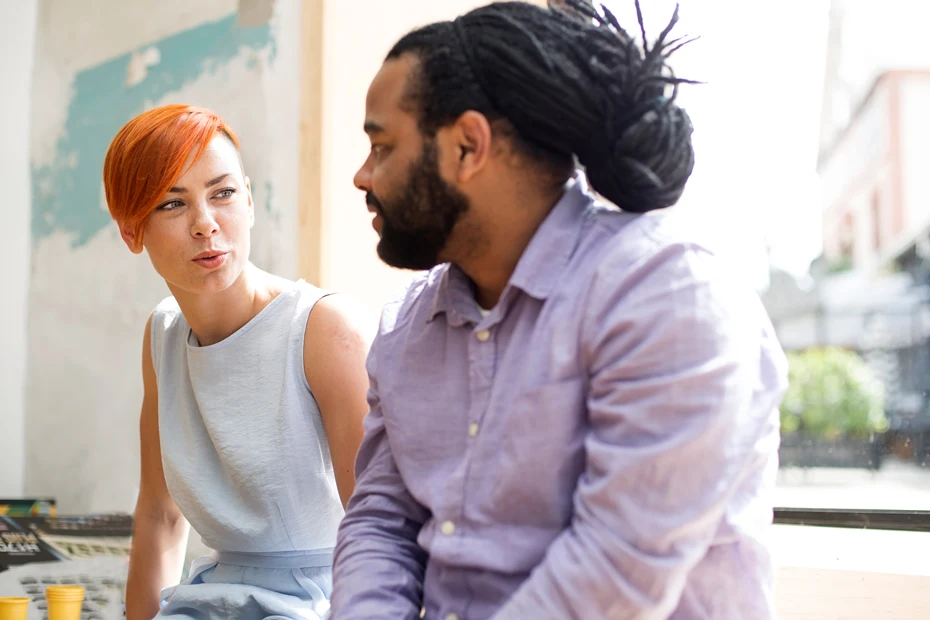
[377,265,449,336]
[571,205,725,303]
[577,205,765,341]
[586,205,718,265]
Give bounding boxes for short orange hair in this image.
[103,104,241,245]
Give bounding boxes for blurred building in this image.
[763,0,930,447]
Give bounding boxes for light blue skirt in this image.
[156,553,332,620]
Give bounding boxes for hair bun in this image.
[580,103,695,213]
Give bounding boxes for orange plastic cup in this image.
[45,585,84,620]
[0,597,29,620]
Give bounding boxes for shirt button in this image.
[445,614,460,620]
[468,423,479,437]
[440,520,456,536]
[475,329,491,342]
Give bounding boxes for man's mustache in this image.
[366,192,383,213]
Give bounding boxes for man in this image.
[331,2,787,619]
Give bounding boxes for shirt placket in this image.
[439,320,497,620]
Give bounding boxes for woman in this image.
[104,104,371,619]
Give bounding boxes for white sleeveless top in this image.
[150,280,344,558]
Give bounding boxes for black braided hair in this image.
[386,0,699,213]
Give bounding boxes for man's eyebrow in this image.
[364,121,386,135]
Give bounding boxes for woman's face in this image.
[134,136,254,296]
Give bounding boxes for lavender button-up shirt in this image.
[332,177,788,620]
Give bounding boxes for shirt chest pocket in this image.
[490,376,590,527]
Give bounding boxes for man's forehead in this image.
[365,54,419,120]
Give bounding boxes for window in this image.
[615,0,930,528]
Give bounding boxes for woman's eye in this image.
[158,200,183,211]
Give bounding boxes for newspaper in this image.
[0,515,131,572]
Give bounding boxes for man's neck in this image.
[452,178,569,309]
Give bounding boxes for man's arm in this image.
[493,242,786,619]
[330,332,431,620]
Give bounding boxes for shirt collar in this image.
[507,174,591,301]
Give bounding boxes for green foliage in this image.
[780,347,888,440]
[826,256,854,274]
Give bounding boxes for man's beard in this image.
[367,141,470,271]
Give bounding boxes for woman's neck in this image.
[169,263,287,346]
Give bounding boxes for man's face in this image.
[353,55,470,271]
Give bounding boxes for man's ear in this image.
[449,110,493,184]
[119,222,144,254]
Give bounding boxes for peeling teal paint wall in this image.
[32,15,273,248]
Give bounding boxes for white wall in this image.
[25,0,301,513]
[819,83,890,213]
[818,79,892,269]
[899,76,930,243]
[0,0,38,498]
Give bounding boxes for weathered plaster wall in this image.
[0,0,39,498]
[25,0,301,514]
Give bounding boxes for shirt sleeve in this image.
[330,331,431,620]
[492,241,786,619]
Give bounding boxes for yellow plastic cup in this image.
[0,597,29,620]
[45,585,84,620]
